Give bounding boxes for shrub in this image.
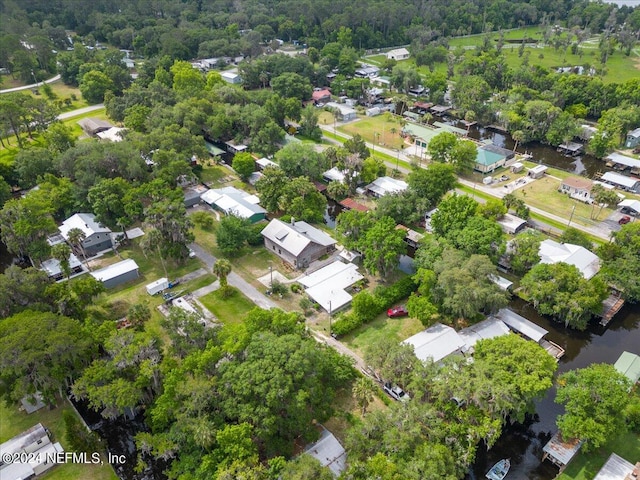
[191,211,216,230]
[374,276,418,308]
[331,313,362,336]
[351,291,383,322]
[63,410,104,453]
[299,297,314,315]
[290,283,303,294]
[247,223,265,246]
[271,279,288,297]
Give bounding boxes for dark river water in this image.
[470,299,640,480]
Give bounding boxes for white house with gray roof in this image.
[59,213,113,255]
[261,218,337,269]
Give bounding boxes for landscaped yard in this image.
[199,287,255,325]
[557,431,640,480]
[341,310,425,358]
[0,400,118,480]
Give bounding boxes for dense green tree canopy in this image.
[556,364,631,452]
[0,310,96,404]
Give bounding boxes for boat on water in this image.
[486,458,510,480]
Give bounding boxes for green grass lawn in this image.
[198,164,235,185]
[558,431,640,480]
[339,115,406,150]
[199,287,255,325]
[341,310,424,358]
[0,400,118,480]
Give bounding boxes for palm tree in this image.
[140,228,168,278]
[51,243,72,281]
[213,259,232,288]
[352,377,376,416]
[512,130,525,153]
[66,227,90,271]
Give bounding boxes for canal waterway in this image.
[470,299,640,480]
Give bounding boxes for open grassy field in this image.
[557,431,640,480]
[199,287,255,325]
[339,115,406,150]
[341,310,424,358]
[0,400,118,480]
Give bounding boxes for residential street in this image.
[0,74,61,93]
[319,122,611,241]
[57,103,105,120]
[188,242,277,310]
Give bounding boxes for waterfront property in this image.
[365,176,408,197]
[613,351,640,387]
[538,239,600,280]
[543,432,584,473]
[600,172,640,193]
[458,317,511,352]
[492,308,565,359]
[474,144,515,174]
[59,213,113,256]
[559,177,595,203]
[605,152,640,175]
[261,218,337,269]
[403,323,468,363]
[625,128,640,149]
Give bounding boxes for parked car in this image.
[619,215,631,225]
[188,248,196,258]
[383,382,410,402]
[620,207,638,216]
[387,305,409,318]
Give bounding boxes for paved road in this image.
[0,74,61,94]
[58,103,105,120]
[188,242,277,310]
[320,122,612,241]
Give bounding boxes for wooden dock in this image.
[599,293,625,327]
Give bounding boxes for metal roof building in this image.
[403,323,468,363]
[601,172,640,192]
[542,432,583,472]
[458,317,511,351]
[538,239,601,280]
[497,213,528,234]
[201,186,266,223]
[618,199,640,215]
[304,427,347,477]
[298,261,363,313]
[614,351,640,386]
[593,453,637,480]
[493,308,548,343]
[365,176,408,197]
[90,258,139,288]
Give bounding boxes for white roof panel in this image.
[618,199,640,212]
[403,323,467,362]
[539,239,600,280]
[301,261,364,313]
[601,171,640,188]
[60,213,111,239]
[493,308,548,342]
[593,453,635,480]
[605,152,640,168]
[459,317,511,349]
[90,259,139,282]
[304,428,347,476]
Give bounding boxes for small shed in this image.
[221,71,242,84]
[511,162,524,173]
[90,259,139,289]
[489,274,513,291]
[614,351,640,387]
[339,198,370,212]
[255,157,279,171]
[542,432,583,472]
[386,48,410,61]
[497,213,528,234]
[366,107,381,117]
[528,165,548,179]
[146,278,169,296]
[325,102,357,122]
[77,117,113,136]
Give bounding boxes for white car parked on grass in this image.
[383,382,410,402]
